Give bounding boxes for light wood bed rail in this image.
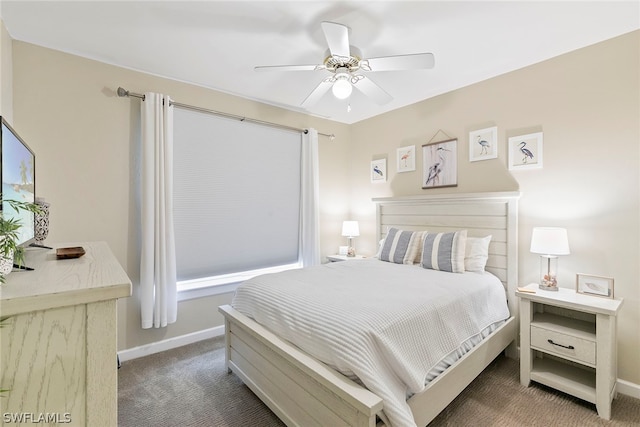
[219,191,520,426]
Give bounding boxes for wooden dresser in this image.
[0,242,131,426]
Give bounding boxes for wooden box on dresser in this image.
[517,283,623,420]
[0,242,132,426]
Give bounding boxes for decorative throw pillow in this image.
[421,230,467,273]
[375,238,385,258]
[465,235,492,272]
[379,228,425,264]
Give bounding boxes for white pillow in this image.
[464,235,492,272]
[375,238,385,258]
[421,230,467,273]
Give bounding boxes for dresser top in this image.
[0,241,132,316]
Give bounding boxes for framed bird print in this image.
[371,158,387,183]
[396,145,416,173]
[508,132,543,170]
[469,126,498,162]
[422,139,457,189]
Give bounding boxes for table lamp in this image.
[530,227,570,291]
[341,221,360,257]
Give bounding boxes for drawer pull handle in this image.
[548,339,574,350]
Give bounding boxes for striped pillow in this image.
[421,230,467,273]
[379,228,425,264]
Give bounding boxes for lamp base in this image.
[347,246,356,257]
[539,255,558,291]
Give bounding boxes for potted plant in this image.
[0,197,42,283]
[0,198,42,398]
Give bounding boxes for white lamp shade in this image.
[530,227,570,255]
[341,221,360,237]
[332,79,352,99]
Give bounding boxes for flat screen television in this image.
[0,116,36,248]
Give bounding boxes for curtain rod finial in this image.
[329,134,336,141]
[117,87,128,97]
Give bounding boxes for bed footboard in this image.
[219,305,384,427]
[219,305,515,427]
[408,316,516,425]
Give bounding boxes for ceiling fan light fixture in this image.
[332,67,353,99]
[332,78,352,99]
[257,21,436,109]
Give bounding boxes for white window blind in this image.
[173,108,301,281]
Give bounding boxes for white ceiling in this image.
[1,1,638,124]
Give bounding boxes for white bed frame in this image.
[219,191,520,426]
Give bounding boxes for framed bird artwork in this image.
[508,132,543,170]
[396,145,416,173]
[469,126,498,162]
[371,158,387,183]
[422,139,457,189]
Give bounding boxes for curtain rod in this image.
[116,87,335,140]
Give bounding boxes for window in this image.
[172,108,302,293]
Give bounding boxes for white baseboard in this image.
[118,326,225,363]
[617,378,640,400]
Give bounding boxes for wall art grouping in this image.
[371,127,543,187]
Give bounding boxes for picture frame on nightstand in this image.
[576,273,614,298]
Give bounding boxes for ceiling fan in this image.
[255,21,435,108]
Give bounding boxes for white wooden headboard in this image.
[373,192,520,316]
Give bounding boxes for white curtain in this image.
[140,92,177,329]
[299,128,321,267]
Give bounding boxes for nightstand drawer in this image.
[531,325,596,365]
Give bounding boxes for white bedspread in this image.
[231,259,510,427]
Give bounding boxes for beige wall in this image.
[10,41,351,352]
[0,19,13,119]
[8,29,639,387]
[349,31,639,384]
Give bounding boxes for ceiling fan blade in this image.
[352,75,393,105]
[301,80,332,107]
[361,53,435,71]
[255,64,325,72]
[321,21,351,59]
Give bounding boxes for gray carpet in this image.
[118,337,640,426]
[118,336,284,427]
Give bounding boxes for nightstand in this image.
[326,254,366,262]
[516,284,623,420]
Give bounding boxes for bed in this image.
[219,191,520,427]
